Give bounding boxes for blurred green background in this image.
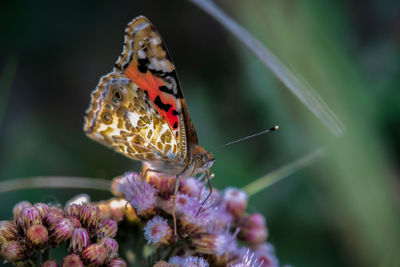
[1,0,400,266]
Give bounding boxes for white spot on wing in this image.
[128,113,140,127]
[138,49,146,59]
[133,21,149,32]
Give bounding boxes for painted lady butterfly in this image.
[84,16,215,231]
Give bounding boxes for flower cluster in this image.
[0,198,125,267]
[113,171,279,266]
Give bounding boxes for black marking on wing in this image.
[138,58,149,73]
[154,96,172,112]
[159,86,174,95]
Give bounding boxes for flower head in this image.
[26,224,48,248]
[0,220,18,244]
[223,188,248,219]
[117,172,157,217]
[81,243,108,266]
[0,240,28,262]
[62,254,85,267]
[169,256,209,267]
[143,216,173,246]
[69,228,90,254]
[238,213,268,245]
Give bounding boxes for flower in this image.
[192,231,237,256]
[81,243,108,266]
[80,203,100,233]
[99,237,119,260]
[143,216,173,246]
[62,254,85,267]
[26,224,48,248]
[0,220,18,244]
[116,172,157,217]
[223,188,248,219]
[0,240,27,262]
[0,198,123,266]
[69,228,90,254]
[41,260,59,267]
[169,256,209,267]
[49,218,74,246]
[20,207,42,232]
[107,258,127,267]
[238,213,268,245]
[97,219,118,239]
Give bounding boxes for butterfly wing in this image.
[114,16,199,162]
[84,73,186,174]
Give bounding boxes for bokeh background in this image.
[1,0,400,266]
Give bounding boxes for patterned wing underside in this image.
[84,73,185,172]
[114,16,200,159]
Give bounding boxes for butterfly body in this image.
[84,16,214,179]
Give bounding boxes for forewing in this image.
[84,72,185,166]
[114,16,199,160]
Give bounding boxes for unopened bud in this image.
[41,260,59,267]
[26,224,48,248]
[62,254,84,267]
[81,243,108,266]
[0,221,18,244]
[97,219,118,239]
[50,218,74,246]
[68,228,90,254]
[0,240,27,262]
[107,258,127,267]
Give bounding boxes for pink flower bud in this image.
[26,224,48,248]
[62,254,84,267]
[69,228,90,254]
[223,188,248,219]
[97,219,118,239]
[50,218,74,246]
[13,201,32,217]
[107,258,127,267]
[65,204,82,218]
[238,213,268,245]
[81,243,108,266]
[43,208,64,228]
[20,207,42,232]
[0,240,27,262]
[34,203,50,219]
[153,261,169,267]
[99,237,119,260]
[0,220,18,244]
[66,216,81,228]
[41,260,59,267]
[80,203,100,232]
[192,232,237,256]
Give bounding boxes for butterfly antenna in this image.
[197,171,213,216]
[213,125,279,151]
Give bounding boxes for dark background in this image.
[1,0,400,266]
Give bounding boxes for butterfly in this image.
[83,16,215,231]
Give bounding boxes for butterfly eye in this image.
[113,90,123,101]
[102,112,113,124]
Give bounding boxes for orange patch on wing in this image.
[125,62,179,130]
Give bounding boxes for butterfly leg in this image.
[197,170,213,216]
[172,174,180,236]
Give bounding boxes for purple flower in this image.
[223,187,248,219]
[69,228,90,254]
[144,216,173,246]
[117,172,157,217]
[169,256,209,267]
